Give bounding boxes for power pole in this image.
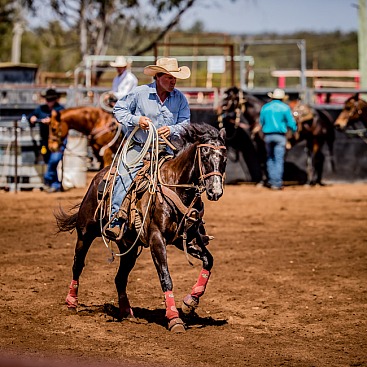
[11,22,24,64]
[11,1,25,64]
[359,0,367,92]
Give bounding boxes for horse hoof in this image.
[181,294,199,315]
[119,308,134,320]
[65,294,78,308]
[168,318,185,333]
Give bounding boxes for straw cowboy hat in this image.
[268,88,286,100]
[144,58,191,79]
[41,88,60,101]
[110,56,128,68]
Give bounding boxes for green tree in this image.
[37,0,197,60]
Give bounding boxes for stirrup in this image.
[102,217,125,241]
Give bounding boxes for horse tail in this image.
[54,204,80,233]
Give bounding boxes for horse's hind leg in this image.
[182,245,213,316]
[65,233,95,309]
[114,242,139,319]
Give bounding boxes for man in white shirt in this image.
[110,56,138,100]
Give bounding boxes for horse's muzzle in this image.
[206,191,223,201]
[206,176,224,201]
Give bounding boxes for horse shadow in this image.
[283,161,308,185]
[75,303,228,329]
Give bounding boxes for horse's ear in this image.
[219,127,226,141]
[354,93,359,100]
[51,109,60,121]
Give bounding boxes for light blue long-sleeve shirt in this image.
[113,81,190,144]
[259,100,297,134]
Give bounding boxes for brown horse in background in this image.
[334,93,367,132]
[49,106,124,168]
[288,100,335,185]
[54,123,227,332]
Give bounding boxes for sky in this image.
[180,0,359,34]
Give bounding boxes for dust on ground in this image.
[0,178,366,367]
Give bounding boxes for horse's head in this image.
[48,110,68,152]
[334,94,367,130]
[172,123,227,201]
[193,124,227,201]
[292,102,314,126]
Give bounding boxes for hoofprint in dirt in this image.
[0,182,366,367]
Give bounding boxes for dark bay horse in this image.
[216,87,266,183]
[334,93,367,132]
[54,123,227,332]
[49,106,123,168]
[289,101,335,185]
[217,87,335,186]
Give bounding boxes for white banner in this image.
[207,56,226,73]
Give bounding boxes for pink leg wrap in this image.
[164,291,179,320]
[191,269,211,298]
[65,280,79,308]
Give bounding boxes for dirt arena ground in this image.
[0,176,366,367]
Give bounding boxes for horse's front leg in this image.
[181,242,213,316]
[308,140,324,186]
[313,143,325,185]
[150,230,185,333]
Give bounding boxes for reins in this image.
[157,142,226,266]
[101,128,226,265]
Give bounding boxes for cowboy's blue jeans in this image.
[264,134,286,188]
[44,151,63,190]
[110,145,144,226]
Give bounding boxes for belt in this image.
[264,132,286,136]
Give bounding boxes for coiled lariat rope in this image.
[99,120,160,261]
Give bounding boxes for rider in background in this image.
[28,88,66,193]
[104,57,191,240]
[259,88,297,191]
[110,56,138,102]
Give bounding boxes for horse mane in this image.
[315,108,334,124]
[172,123,224,153]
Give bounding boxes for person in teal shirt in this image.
[259,88,297,190]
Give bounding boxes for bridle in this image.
[348,98,367,120]
[157,141,226,265]
[344,98,367,144]
[218,90,247,129]
[158,142,226,193]
[195,143,227,185]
